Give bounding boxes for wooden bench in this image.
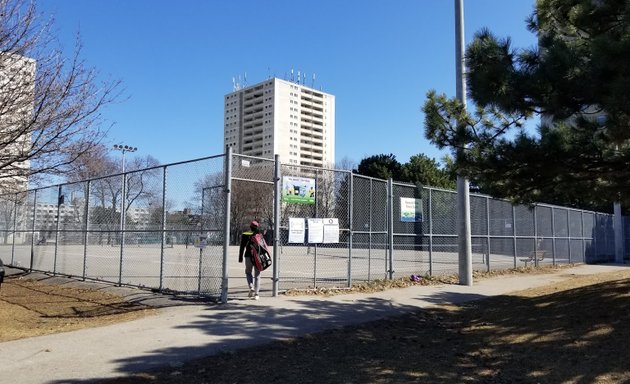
[520,250,546,267]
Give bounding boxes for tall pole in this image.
[112,144,137,286]
[221,147,233,303]
[455,0,473,285]
[614,202,624,263]
[272,154,281,296]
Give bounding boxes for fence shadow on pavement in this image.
[48,275,630,383]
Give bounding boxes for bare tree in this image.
[0,0,120,191]
[336,156,357,172]
[65,143,117,182]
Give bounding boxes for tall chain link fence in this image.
[0,154,228,300]
[0,150,620,301]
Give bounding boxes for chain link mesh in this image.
[0,152,622,297]
[354,177,388,282]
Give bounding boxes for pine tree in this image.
[423,0,630,212]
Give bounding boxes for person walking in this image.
[239,220,262,300]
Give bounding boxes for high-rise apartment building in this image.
[0,53,35,195]
[224,77,335,168]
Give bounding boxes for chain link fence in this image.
[0,150,620,301]
[0,154,228,300]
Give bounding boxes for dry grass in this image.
[0,276,156,342]
[101,268,630,384]
[1,265,629,384]
[282,264,575,296]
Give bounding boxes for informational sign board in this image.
[306,218,339,244]
[322,218,340,243]
[288,217,305,243]
[307,218,324,243]
[282,176,315,204]
[400,197,423,222]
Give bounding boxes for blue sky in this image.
[39,0,538,168]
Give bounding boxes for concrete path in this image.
[0,264,627,384]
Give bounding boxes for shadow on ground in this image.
[51,276,630,384]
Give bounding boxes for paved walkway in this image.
[0,264,627,384]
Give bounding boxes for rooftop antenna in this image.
[297,70,301,84]
[244,72,247,87]
[312,73,316,88]
[291,69,294,82]
[232,76,236,91]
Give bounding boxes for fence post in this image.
[82,180,90,281]
[29,189,38,272]
[485,195,491,272]
[159,166,168,291]
[221,148,233,303]
[118,172,126,286]
[581,211,586,262]
[387,178,394,280]
[533,205,539,267]
[614,202,624,263]
[53,185,62,275]
[347,172,353,287]
[272,154,281,296]
[428,188,433,276]
[551,208,556,265]
[512,205,517,268]
[567,209,584,264]
[11,193,18,265]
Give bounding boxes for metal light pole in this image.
[455,0,473,286]
[112,144,137,285]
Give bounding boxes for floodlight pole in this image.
[455,0,473,285]
[112,144,138,285]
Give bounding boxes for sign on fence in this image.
[282,176,315,204]
[289,218,305,243]
[307,218,339,243]
[400,197,423,222]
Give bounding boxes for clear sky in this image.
[38,0,538,168]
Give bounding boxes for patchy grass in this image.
[4,264,627,384]
[283,264,576,296]
[0,276,156,342]
[101,268,630,384]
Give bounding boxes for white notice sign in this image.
[307,218,324,243]
[323,218,340,243]
[288,218,305,243]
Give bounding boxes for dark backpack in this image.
[249,233,272,271]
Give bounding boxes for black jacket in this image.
[239,231,255,263]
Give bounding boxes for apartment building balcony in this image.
[242,147,264,157]
[243,85,264,96]
[300,100,324,111]
[243,99,263,108]
[300,131,323,143]
[243,130,264,141]
[243,121,264,131]
[300,116,323,126]
[243,104,264,114]
[300,110,324,120]
[300,145,323,155]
